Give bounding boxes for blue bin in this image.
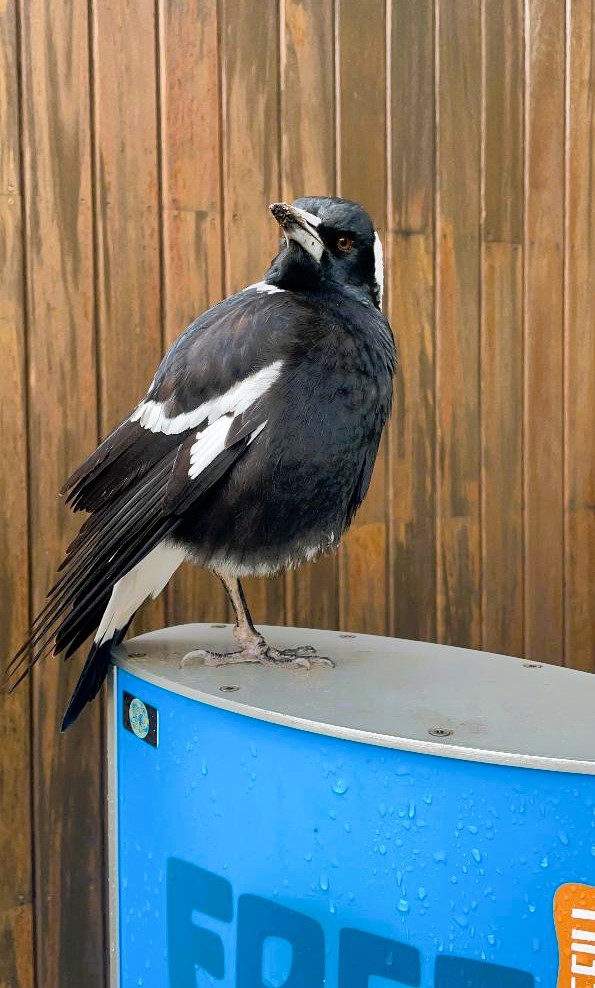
[108,624,595,987]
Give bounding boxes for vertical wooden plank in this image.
[565,0,595,671]
[436,0,482,648]
[281,0,339,631]
[481,245,524,655]
[220,0,280,294]
[389,0,436,643]
[524,0,565,662]
[0,909,33,988]
[92,0,165,633]
[19,0,104,983]
[336,0,388,634]
[282,0,335,196]
[0,2,34,985]
[220,0,285,626]
[158,0,228,627]
[481,0,524,656]
[484,0,524,245]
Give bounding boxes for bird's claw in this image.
[278,645,334,667]
[180,643,334,670]
[180,648,245,668]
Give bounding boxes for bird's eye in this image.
[336,234,354,253]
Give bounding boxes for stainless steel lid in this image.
[114,624,595,775]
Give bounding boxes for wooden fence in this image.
[1,0,594,983]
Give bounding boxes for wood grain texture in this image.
[92,0,166,636]
[219,0,285,626]
[565,0,595,670]
[480,0,524,656]
[484,0,524,244]
[18,0,104,985]
[524,0,565,663]
[281,0,339,631]
[158,0,228,628]
[0,907,34,988]
[3,4,595,980]
[0,2,33,986]
[336,0,389,634]
[389,0,436,643]
[436,0,482,648]
[481,244,524,656]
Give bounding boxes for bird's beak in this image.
[269,202,324,263]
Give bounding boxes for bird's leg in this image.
[180,572,333,669]
[224,574,268,651]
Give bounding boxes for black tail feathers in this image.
[60,629,127,732]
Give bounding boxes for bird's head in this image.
[266,196,383,310]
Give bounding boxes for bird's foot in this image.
[180,642,334,670]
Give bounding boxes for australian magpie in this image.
[5,196,395,730]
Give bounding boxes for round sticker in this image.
[129,697,150,739]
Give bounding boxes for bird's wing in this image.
[62,287,289,513]
[4,290,290,688]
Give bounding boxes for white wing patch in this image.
[131,361,284,436]
[188,415,267,479]
[95,541,186,644]
[94,400,271,643]
[373,231,384,309]
[188,415,233,479]
[248,421,267,444]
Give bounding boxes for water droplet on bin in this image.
[332,778,349,795]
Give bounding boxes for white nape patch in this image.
[188,415,232,479]
[242,281,285,295]
[95,541,185,644]
[373,232,384,309]
[131,361,284,436]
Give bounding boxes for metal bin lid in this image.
[114,623,595,775]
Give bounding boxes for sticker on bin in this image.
[555,883,595,987]
[123,691,158,747]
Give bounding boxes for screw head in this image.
[428,727,453,738]
[523,662,542,669]
[219,685,240,693]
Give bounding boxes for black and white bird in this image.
[5,196,395,730]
